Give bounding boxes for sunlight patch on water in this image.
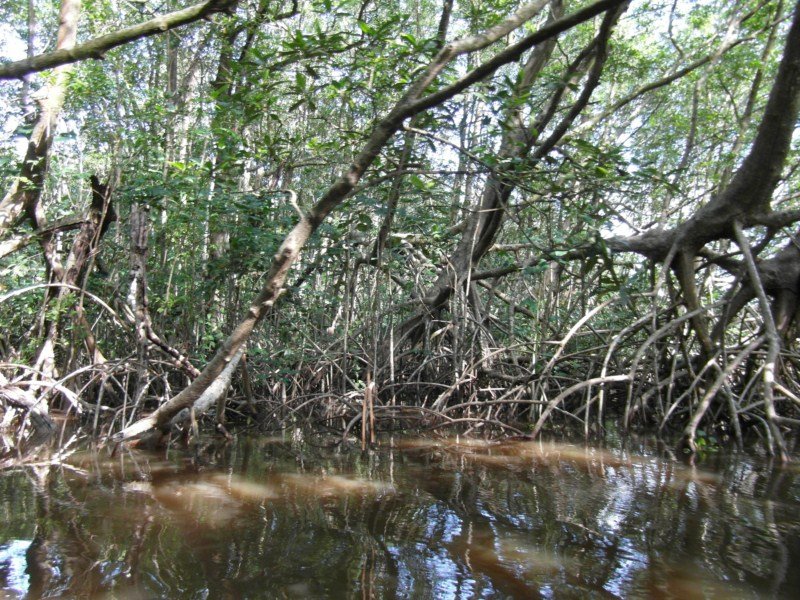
[278,473,395,498]
[207,473,281,502]
[150,480,243,528]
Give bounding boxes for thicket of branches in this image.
[1,0,799,460]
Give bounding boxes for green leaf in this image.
[357,20,375,35]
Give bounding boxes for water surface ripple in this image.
[0,435,797,598]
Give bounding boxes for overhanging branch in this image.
[0,0,237,80]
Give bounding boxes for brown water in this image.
[0,434,798,598]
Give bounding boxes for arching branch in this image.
[0,0,237,80]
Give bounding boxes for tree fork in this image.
[111,0,629,443]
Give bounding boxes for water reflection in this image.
[0,436,796,598]
[0,539,30,595]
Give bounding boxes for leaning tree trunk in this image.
[604,3,800,460]
[399,1,622,348]
[113,0,628,443]
[0,0,81,234]
[34,175,116,383]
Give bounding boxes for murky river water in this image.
[0,434,798,598]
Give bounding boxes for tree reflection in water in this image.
[0,435,796,598]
